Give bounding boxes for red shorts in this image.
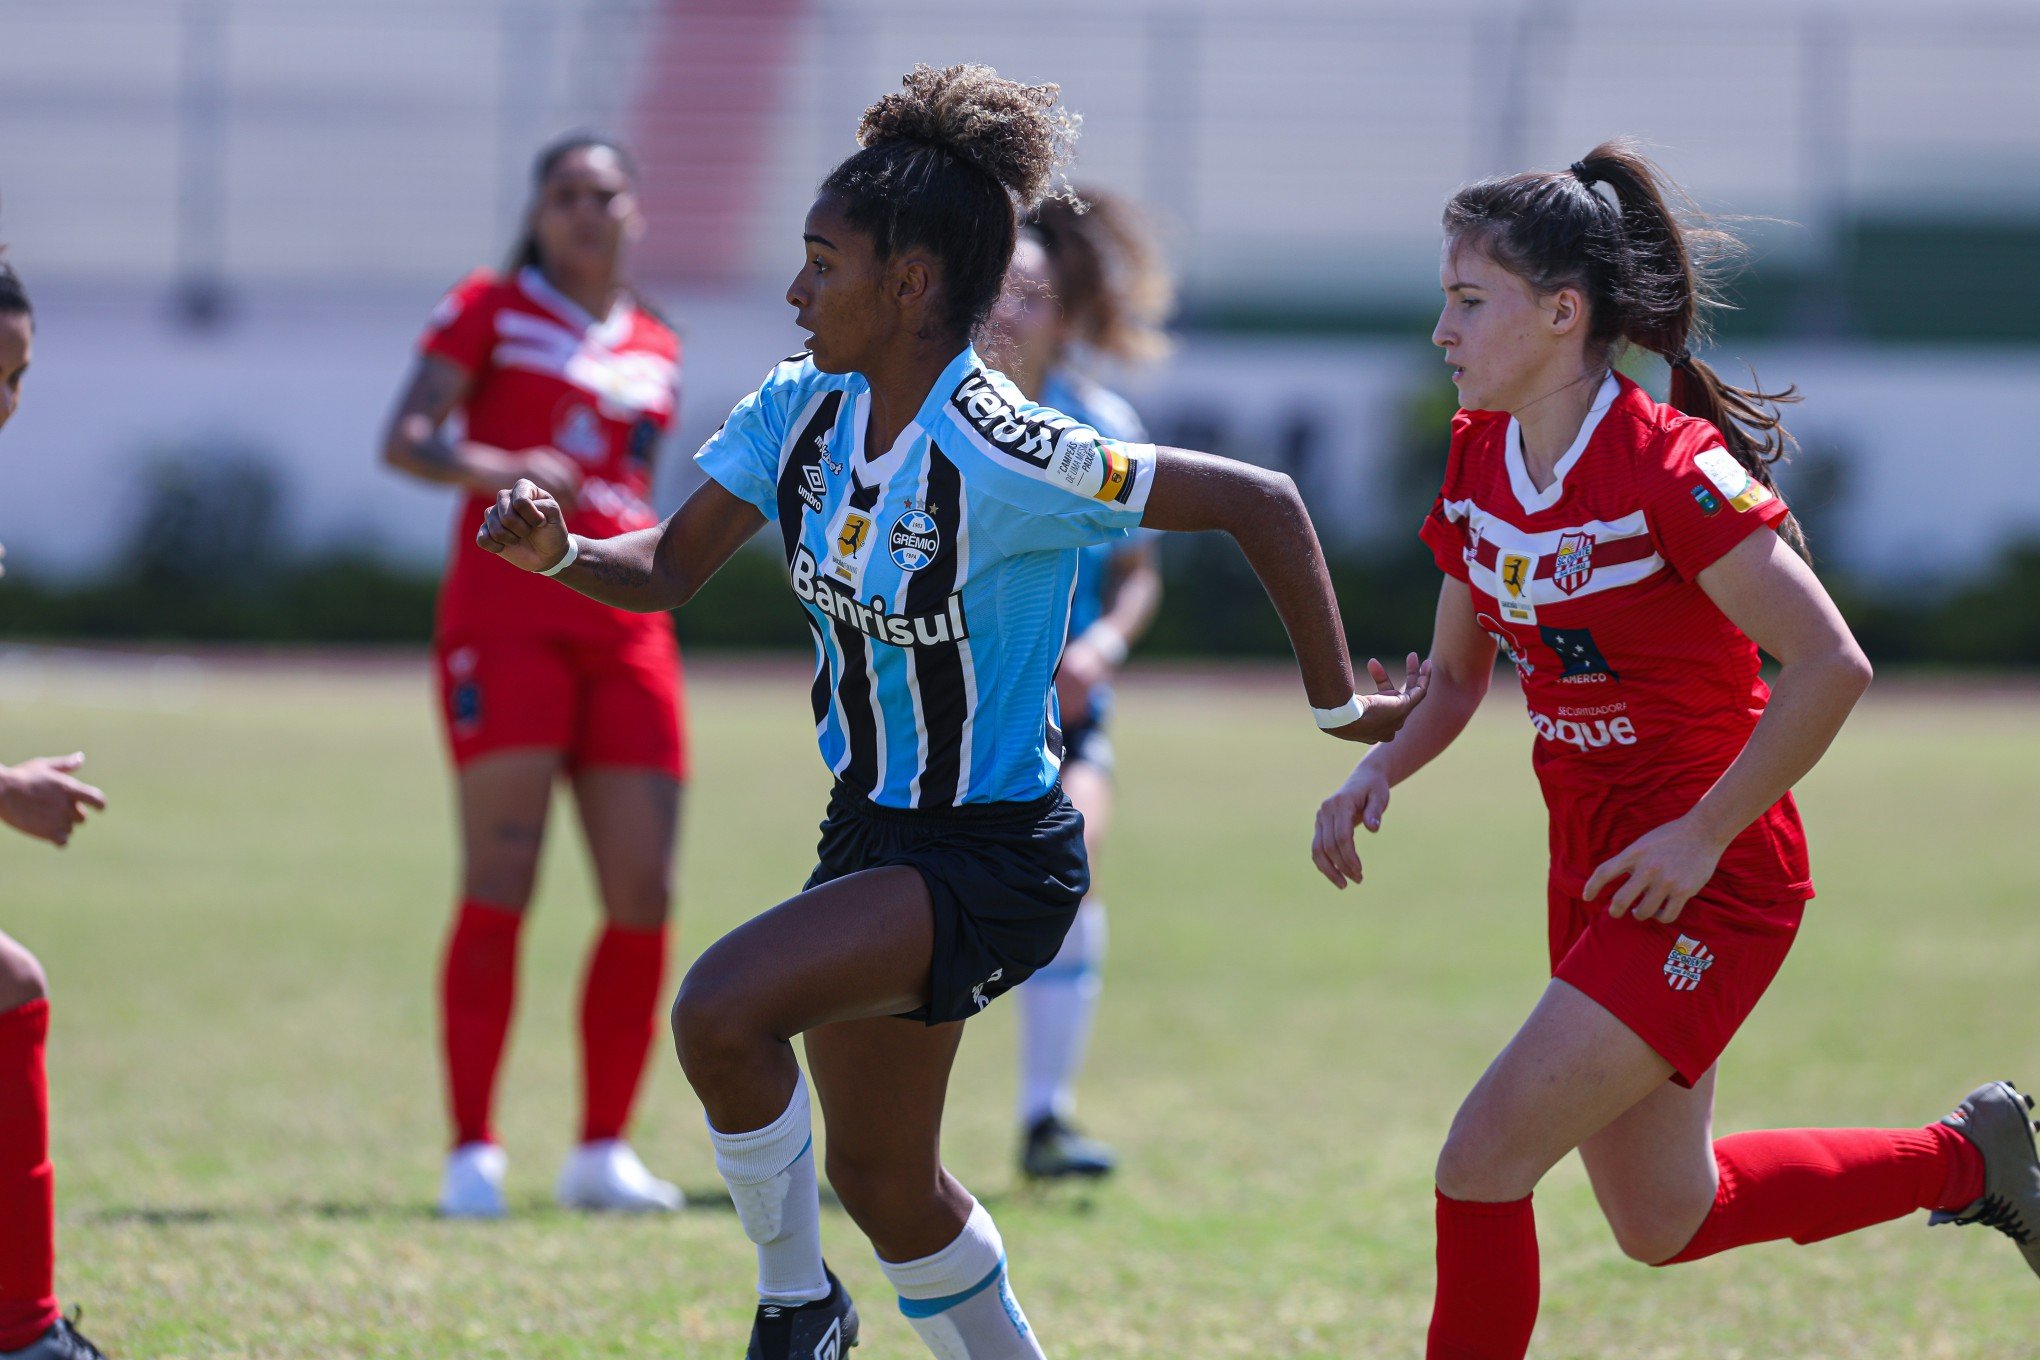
[434,624,686,778]
[1549,878,1803,1088]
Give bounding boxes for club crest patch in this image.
[1664,934,1715,991]
[1553,531,1594,595]
[889,508,940,571]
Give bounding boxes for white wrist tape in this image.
[1079,622,1129,668]
[1311,693,1366,731]
[536,535,580,577]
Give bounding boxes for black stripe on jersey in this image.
[907,445,968,807]
[775,390,845,561]
[830,614,880,793]
[805,616,831,729]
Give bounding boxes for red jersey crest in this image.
[1553,530,1595,594]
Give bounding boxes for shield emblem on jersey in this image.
[1553,531,1595,595]
[836,513,871,559]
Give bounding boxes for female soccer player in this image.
[984,191,1172,1180]
[380,135,687,1217]
[1311,140,2040,1358]
[0,257,110,1360]
[478,64,1425,1360]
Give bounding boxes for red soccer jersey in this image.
[418,266,680,639]
[1419,374,1812,903]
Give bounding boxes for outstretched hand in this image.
[1325,653,1431,745]
[0,753,107,847]
[1311,761,1391,889]
[477,478,573,574]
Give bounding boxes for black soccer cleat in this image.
[1021,1114,1117,1181]
[1929,1079,2040,1280]
[1,1314,109,1360]
[745,1267,859,1359]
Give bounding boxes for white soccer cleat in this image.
[556,1139,684,1212]
[438,1141,508,1218]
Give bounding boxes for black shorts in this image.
[1061,715,1114,777]
[804,782,1089,1025]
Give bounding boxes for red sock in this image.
[1664,1124,1984,1263]
[1429,1191,1539,1360]
[577,923,669,1144]
[0,999,60,1352]
[440,900,525,1148]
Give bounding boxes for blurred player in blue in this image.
[985,189,1173,1181]
[0,255,109,1360]
[475,64,1426,1360]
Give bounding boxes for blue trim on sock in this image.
[1026,963,1097,983]
[896,1255,1006,1318]
[776,1134,813,1178]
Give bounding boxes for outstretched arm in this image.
[476,476,767,612]
[1141,446,1428,743]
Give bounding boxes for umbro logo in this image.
[798,462,826,514]
[812,1319,842,1360]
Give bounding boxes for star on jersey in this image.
[1540,625,1619,681]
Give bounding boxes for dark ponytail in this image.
[1445,138,1803,550]
[0,248,29,321]
[821,64,1078,340]
[504,133,638,277]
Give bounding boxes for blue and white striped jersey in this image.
[697,345,1156,808]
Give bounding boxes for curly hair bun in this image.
[857,63,1077,211]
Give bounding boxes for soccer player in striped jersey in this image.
[479,64,1426,1360]
[984,189,1174,1181]
[0,256,111,1360]
[1310,140,2040,1359]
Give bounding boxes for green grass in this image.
[1,654,2033,1357]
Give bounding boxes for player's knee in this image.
[0,938,48,1013]
[463,828,545,906]
[603,875,672,931]
[1434,1118,1531,1202]
[1602,1189,1713,1265]
[670,968,757,1088]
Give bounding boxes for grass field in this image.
[1,651,2034,1358]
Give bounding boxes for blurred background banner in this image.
[3,0,2038,658]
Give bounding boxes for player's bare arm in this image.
[1141,446,1429,744]
[1584,529,1872,921]
[0,753,107,849]
[380,354,582,505]
[1313,577,1497,888]
[478,475,765,612]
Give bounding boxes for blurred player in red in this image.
[381,135,687,1217]
[1312,140,2040,1357]
[985,188,1170,1180]
[0,255,110,1360]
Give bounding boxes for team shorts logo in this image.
[447,646,482,735]
[889,508,941,571]
[791,547,969,646]
[971,968,1005,1011]
[1553,531,1594,594]
[1694,447,1774,513]
[1664,935,1715,991]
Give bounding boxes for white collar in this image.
[1505,372,1621,513]
[516,265,631,342]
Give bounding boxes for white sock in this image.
[1018,898,1106,1127]
[880,1200,1044,1360]
[707,1071,829,1305]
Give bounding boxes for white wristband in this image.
[536,535,580,577]
[1311,693,1366,731]
[1078,622,1129,668]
